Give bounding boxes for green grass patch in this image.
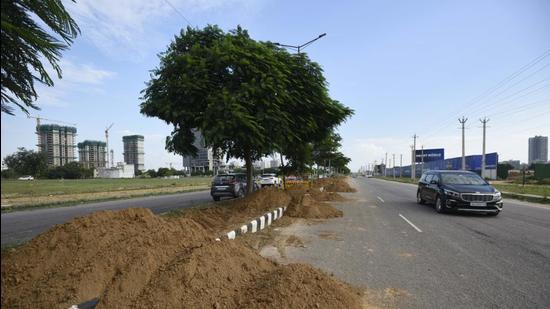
[492,183,549,197]
[1,177,212,198]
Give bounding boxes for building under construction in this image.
[37,124,77,167]
[78,140,107,169]
[122,135,145,173]
[182,130,221,174]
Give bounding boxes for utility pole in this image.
[385,152,388,177]
[392,154,396,178]
[480,117,489,179]
[459,117,468,170]
[412,134,418,179]
[374,160,377,176]
[399,154,403,178]
[105,123,114,168]
[421,145,424,175]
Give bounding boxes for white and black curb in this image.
[216,207,287,241]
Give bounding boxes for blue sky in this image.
[2,0,549,170]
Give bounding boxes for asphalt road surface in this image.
[1,190,211,246]
[280,177,550,308]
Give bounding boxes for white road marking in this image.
[399,214,423,233]
[377,196,385,203]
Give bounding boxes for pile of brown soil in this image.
[1,208,211,308]
[1,192,361,308]
[286,194,343,219]
[323,178,357,193]
[180,187,291,233]
[310,189,346,202]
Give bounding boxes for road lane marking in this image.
[399,214,422,233]
[377,196,385,203]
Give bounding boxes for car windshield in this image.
[440,173,486,185]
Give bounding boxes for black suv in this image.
[417,170,503,216]
[210,173,255,201]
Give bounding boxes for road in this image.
[278,177,550,308]
[1,190,211,246]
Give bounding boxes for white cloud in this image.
[36,60,115,107]
[67,0,260,59]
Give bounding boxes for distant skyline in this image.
[1,0,549,170]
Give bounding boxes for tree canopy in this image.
[2,147,47,177]
[141,25,353,191]
[1,0,80,115]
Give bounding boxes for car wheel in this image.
[213,196,220,201]
[236,188,245,198]
[435,196,445,213]
[416,191,425,204]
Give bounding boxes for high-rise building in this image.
[123,135,145,173]
[528,136,548,164]
[182,130,221,174]
[78,140,107,169]
[37,124,77,166]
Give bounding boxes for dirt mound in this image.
[323,178,357,193]
[181,187,292,233]
[2,206,362,308]
[1,208,211,308]
[241,264,363,309]
[286,194,343,219]
[310,190,346,202]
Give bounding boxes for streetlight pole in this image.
[274,33,327,54]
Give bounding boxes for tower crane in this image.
[27,115,76,129]
[105,123,114,167]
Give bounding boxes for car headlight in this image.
[494,191,501,199]
[443,189,460,198]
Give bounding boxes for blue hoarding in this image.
[415,148,444,163]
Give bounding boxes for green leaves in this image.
[1,0,80,115]
[141,25,354,178]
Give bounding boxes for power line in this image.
[161,0,193,26]
[420,48,550,141]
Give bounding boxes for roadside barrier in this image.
[216,206,287,241]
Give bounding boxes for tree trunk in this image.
[280,153,286,190]
[244,148,253,194]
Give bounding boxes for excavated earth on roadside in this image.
[1,178,361,309]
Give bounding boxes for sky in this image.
[1,0,549,171]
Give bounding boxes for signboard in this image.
[415,148,444,163]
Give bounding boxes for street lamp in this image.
[273,33,326,54]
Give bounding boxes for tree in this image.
[141,25,353,193]
[1,0,80,115]
[3,147,47,177]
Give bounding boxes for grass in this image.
[1,177,212,212]
[491,183,549,197]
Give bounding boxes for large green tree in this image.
[141,25,353,193]
[1,0,80,115]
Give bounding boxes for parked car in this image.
[210,173,257,201]
[17,175,34,181]
[416,170,503,216]
[260,173,281,187]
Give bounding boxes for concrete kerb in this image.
[216,206,287,241]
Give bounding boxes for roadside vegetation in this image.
[1,177,211,212]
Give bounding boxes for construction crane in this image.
[105,123,114,167]
[27,115,76,130]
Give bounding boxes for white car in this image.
[260,173,281,187]
[18,175,34,181]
